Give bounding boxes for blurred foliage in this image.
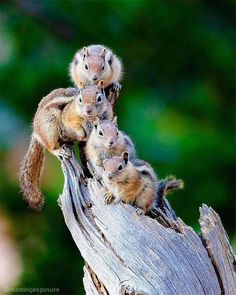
[0,0,235,294]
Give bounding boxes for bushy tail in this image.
[19,135,45,209]
[156,175,184,208]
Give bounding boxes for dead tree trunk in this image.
[58,152,236,295]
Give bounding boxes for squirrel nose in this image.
[108,175,112,180]
[109,139,114,146]
[93,75,98,81]
[86,107,93,115]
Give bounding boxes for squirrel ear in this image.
[112,116,117,125]
[122,151,129,165]
[83,47,88,59]
[100,48,106,58]
[97,80,104,89]
[93,117,100,128]
[107,53,113,65]
[108,58,112,65]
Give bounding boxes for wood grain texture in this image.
[59,152,235,295]
[199,204,236,295]
[83,265,102,295]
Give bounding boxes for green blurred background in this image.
[0,0,235,294]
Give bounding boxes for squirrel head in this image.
[75,82,108,118]
[102,152,129,182]
[71,45,113,88]
[93,117,119,148]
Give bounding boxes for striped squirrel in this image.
[102,153,184,214]
[102,152,158,214]
[70,44,123,106]
[19,81,113,209]
[85,117,136,180]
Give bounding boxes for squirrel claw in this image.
[59,152,71,160]
[96,159,103,167]
[94,172,102,181]
[86,161,94,174]
[53,146,72,160]
[108,82,122,106]
[110,82,122,93]
[136,208,145,215]
[59,150,71,160]
[120,285,143,295]
[103,192,114,204]
[113,198,121,205]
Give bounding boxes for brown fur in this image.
[38,87,78,109]
[19,136,45,209]
[33,84,113,152]
[102,152,158,213]
[19,85,113,209]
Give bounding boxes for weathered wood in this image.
[83,265,101,295]
[199,204,236,295]
[59,152,235,295]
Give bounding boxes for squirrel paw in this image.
[53,146,72,160]
[108,82,122,106]
[120,285,144,295]
[86,160,94,174]
[59,149,71,160]
[59,153,70,160]
[93,172,102,181]
[113,197,121,205]
[110,82,122,93]
[103,192,114,204]
[95,158,103,167]
[136,208,145,215]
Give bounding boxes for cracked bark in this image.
[58,152,236,295]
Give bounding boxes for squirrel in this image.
[19,81,113,210]
[102,151,184,214]
[85,117,136,180]
[102,153,184,214]
[101,151,158,214]
[70,44,123,106]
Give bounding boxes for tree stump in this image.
[58,152,236,295]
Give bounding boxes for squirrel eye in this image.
[85,64,88,70]
[102,65,105,71]
[97,95,102,103]
[118,164,123,171]
[98,130,103,136]
[79,97,83,104]
[116,131,119,136]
